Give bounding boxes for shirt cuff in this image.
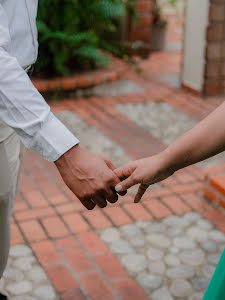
[28,112,80,162]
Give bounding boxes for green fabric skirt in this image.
[203,249,225,300]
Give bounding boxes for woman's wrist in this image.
[159,146,183,175]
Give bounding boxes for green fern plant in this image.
[35,0,130,76]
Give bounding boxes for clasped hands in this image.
[55,145,175,210]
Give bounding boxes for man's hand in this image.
[55,145,125,210]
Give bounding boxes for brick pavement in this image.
[12,81,225,299]
[8,15,225,300]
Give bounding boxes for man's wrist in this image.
[54,144,81,166]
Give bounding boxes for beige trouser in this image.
[0,125,24,278]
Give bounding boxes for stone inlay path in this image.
[99,213,225,300]
[0,245,58,300]
[117,101,197,146]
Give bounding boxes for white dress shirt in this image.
[0,0,79,161]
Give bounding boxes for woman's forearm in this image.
[162,101,225,172]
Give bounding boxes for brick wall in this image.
[203,0,225,96]
[128,0,154,42]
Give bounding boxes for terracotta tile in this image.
[123,203,153,221]
[55,237,77,250]
[114,278,149,300]
[63,213,90,234]
[94,253,128,280]
[161,195,191,215]
[143,198,172,219]
[20,220,47,242]
[64,248,94,273]
[83,210,112,229]
[42,216,69,238]
[45,264,78,292]
[32,240,61,265]
[77,231,108,254]
[61,288,87,300]
[80,272,115,300]
[104,206,133,226]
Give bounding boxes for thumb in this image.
[115,173,138,192]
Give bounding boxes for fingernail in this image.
[115,185,122,192]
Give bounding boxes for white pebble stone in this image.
[9,245,32,257]
[170,279,192,297]
[152,286,174,300]
[121,254,147,273]
[147,247,164,261]
[173,237,196,249]
[208,230,225,243]
[149,261,166,275]
[164,254,180,267]
[34,285,56,300]
[147,234,171,248]
[6,281,32,295]
[100,228,120,243]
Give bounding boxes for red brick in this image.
[161,195,191,215]
[32,240,61,265]
[60,77,76,90]
[15,207,56,221]
[38,180,62,198]
[207,23,224,41]
[42,216,69,238]
[204,167,220,177]
[181,193,212,212]
[55,237,77,249]
[33,79,48,92]
[203,209,225,227]
[218,225,225,234]
[107,72,118,82]
[114,278,149,300]
[20,220,47,242]
[211,174,225,196]
[171,182,204,194]
[129,28,152,42]
[48,194,69,205]
[175,170,196,184]
[45,264,78,292]
[14,199,29,212]
[205,187,218,203]
[11,223,24,246]
[77,231,108,254]
[204,79,220,96]
[205,61,220,78]
[47,79,60,91]
[123,203,153,221]
[143,199,172,219]
[162,176,178,187]
[83,210,112,229]
[93,74,104,85]
[219,198,225,209]
[76,76,91,88]
[64,248,94,273]
[209,4,225,22]
[142,188,172,200]
[63,213,90,234]
[136,15,153,28]
[206,43,222,60]
[23,190,48,208]
[136,1,153,12]
[61,288,87,300]
[56,201,85,215]
[104,206,133,226]
[94,253,128,280]
[80,272,115,300]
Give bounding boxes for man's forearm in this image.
[162,101,225,172]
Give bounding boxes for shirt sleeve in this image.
[0,5,79,162]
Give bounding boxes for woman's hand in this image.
[114,152,175,203]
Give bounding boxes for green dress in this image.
[203,249,225,300]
